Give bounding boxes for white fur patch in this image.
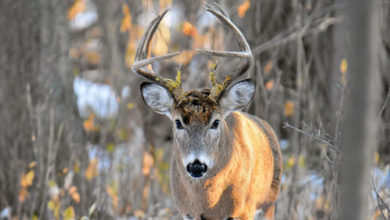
[182,153,214,169]
[198,153,214,168]
[182,153,196,168]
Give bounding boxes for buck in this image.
[132,4,282,220]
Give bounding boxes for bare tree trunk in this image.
[339,0,380,219]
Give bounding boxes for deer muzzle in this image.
[186,159,208,178]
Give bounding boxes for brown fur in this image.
[175,90,219,125]
[170,111,282,220]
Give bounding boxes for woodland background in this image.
[0,0,389,219]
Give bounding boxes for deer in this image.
[132,4,282,220]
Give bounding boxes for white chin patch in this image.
[182,153,214,168]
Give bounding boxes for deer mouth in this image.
[186,159,208,178]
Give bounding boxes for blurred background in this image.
[0,0,389,219]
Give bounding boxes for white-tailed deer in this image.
[132,4,282,220]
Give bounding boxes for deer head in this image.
[132,4,255,178]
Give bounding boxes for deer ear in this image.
[219,79,256,114]
[141,82,174,118]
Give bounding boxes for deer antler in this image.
[132,9,183,100]
[132,4,253,102]
[197,3,254,100]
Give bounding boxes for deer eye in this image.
[175,119,184,129]
[210,119,220,129]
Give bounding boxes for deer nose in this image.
[186,159,207,178]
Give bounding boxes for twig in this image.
[374,190,389,219]
[252,2,347,55]
[378,88,390,120]
[284,122,339,163]
[334,83,346,147]
[371,175,390,219]
[253,16,343,55]
[283,122,340,152]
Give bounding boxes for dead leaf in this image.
[63,206,75,220]
[67,0,86,20]
[71,192,80,204]
[284,100,295,117]
[84,51,100,65]
[83,114,97,132]
[48,200,61,219]
[298,155,305,167]
[142,152,154,176]
[116,129,128,141]
[85,158,98,180]
[69,186,77,196]
[286,156,296,168]
[134,210,145,217]
[18,188,29,203]
[340,58,347,86]
[73,161,80,174]
[340,58,347,74]
[374,151,379,165]
[120,4,132,33]
[238,0,250,18]
[265,80,274,90]
[20,170,35,188]
[126,102,134,110]
[106,184,118,210]
[28,161,36,169]
[264,61,273,75]
[106,143,115,152]
[182,22,197,37]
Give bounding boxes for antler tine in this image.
[209,2,229,19]
[136,9,169,61]
[132,13,163,80]
[132,9,182,83]
[196,3,254,99]
[197,4,252,57]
